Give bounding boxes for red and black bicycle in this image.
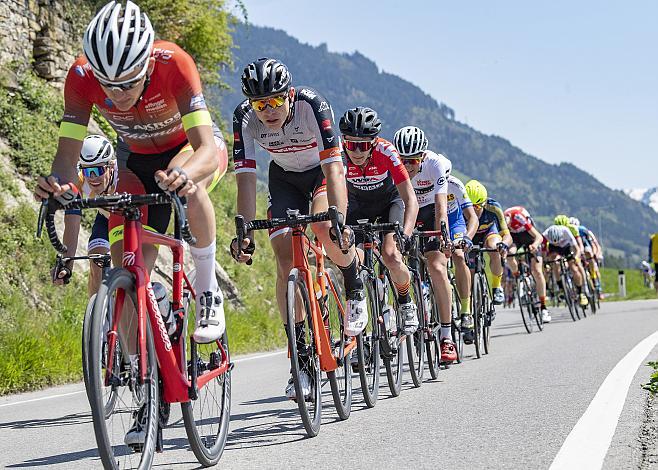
[38,192,231,469]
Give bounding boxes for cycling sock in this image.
[440,323,451,340]
[394,279,410,304]
[190,240,219,294]
[576,285,583,294]
[491,274,502,289]
[539,296,546,309]
[338,256,362,296]
[460,297,470,315]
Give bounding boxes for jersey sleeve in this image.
[60,58,94,141]
[165,43,212,132]
[232,101,257,174]
[432,158,448,195]
[298,88,342,165]
[379,140,409,184]
[452,177,472,209]
[566,228,578,247]
[487,199,510,235]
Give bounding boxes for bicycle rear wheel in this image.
[356,269,380,408]
[325,268,352,421]
[450,280,463,365]
[518,276,534,334]
[427,275,443,376]
[181,268,232,466]
[87,268,159,470]
[586,273,597,315]
[378,266,404,397]
[562,273,578,321]
[286,268,322,437]
[481,275,492,355]
[406,270,425,387]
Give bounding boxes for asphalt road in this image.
[1,299,657,469]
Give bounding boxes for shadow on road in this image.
[0,411,91,430]
[5,448,100,468]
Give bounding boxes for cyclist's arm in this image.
[463,205,478,239]
[236,172,257,230]
[396,179,418,237]
[169,124,217,182]
[322,161,348,216]
[433,193,448,233]
[528,225,543,250]
[489,201,512,247]
[232,104,257,230]
[62,213,81,258]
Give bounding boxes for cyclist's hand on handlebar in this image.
[155,167,197,196]
[329,225,355,253]
[497,241,509,255]
[34,175,78,203]
[458,236,473,253]
[230,237,255,263]
[398,233,412,255]
[51,260,73,286]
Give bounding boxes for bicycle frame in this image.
[105,211,229,404]
[289,224,352,372]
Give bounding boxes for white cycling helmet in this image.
[394,126,428,157]
[83,0,154,83]
[568,216,580,227]
[79,135,115,166]
[545,226,563,244]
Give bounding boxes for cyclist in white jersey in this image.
[52,135,118,296]
[230,58,367,401]
[543,224,588,305]
[394,126,458,363]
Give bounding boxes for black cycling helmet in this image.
[241,58,292,99]
[339,107,381,137]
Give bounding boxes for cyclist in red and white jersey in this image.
[230,58,366,401]
[504,205,551,322]
[340,107,419,333]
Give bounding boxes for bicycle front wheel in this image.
[355,269,380,408]
[325,268,352,421]
[406,270,425,387]
[286,268,322,437]
[472,273,484,359]
[182,267,232,466]
[87,268,159,470]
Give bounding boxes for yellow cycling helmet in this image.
[554,214,570,226]
[465,179,488,205]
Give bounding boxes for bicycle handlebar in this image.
[36,192,196,254]
[234,206,343,265]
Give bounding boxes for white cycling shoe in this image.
[285,371,312,401]
[541,308,552,323]
[344,289,367,337]
[193,287,226,343]
[400,301,419,334]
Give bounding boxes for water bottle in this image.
[152,281,176,336]
[422,281,432,318]
[382,304,396,332]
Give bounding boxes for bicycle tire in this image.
[586,273,597,315]
[87,268,158,470]
[356,269,380,408]
[427,273,444,376]
[325,268,352,421]
[379,265,404,397]
[286,268,322,437]
[180,265,232,466]
[481,274,492,355]
[449,279,463,365]
[517,275,534,334]
[406,270,425,387]
[472,273,483,359]
[528,275,543,331]
[561,273,578,321]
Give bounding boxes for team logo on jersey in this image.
[145,98,167,112]
[327,136,335,143]
[153,47,174,62]
[104,98,114,108]
[321,119,332,131]
[317,101,330,112]
[233,132,240,142]
[74,65,85,77]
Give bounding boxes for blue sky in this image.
[237,0,657,190]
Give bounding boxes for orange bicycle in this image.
[235,207,354,437]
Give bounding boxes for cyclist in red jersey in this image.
[504,205,551,322]
[34,2,228,443]
[340,107,419,333]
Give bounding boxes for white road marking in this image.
[0,390,85,409]
[0,350,286,409]
[549,329,658,470]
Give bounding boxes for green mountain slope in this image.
[216,24,656,264]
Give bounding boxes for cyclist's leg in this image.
[484,230,504,303]
[506,244,519,275]
[87,212,110,297]
[450,211,471,317]
[380,200,411,300]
